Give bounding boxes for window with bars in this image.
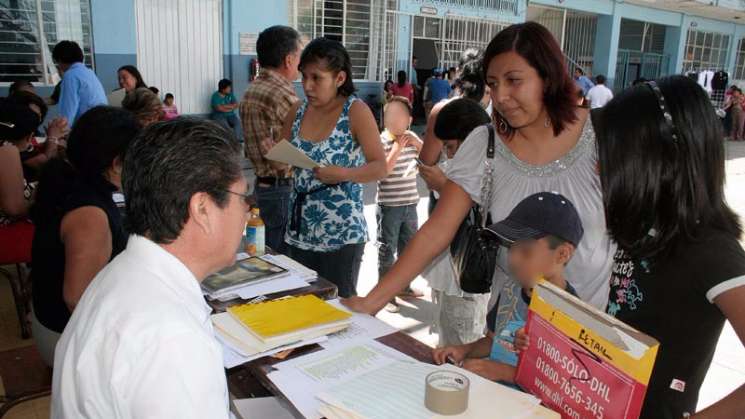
[291,0,387,81]
[682,29,730,73]
[734,38,745,80]
[1,0,94,84]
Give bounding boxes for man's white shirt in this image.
[51,235,230,419]
[586,84,614,109]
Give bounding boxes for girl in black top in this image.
[595,76,745,418]
[31,107,140,335]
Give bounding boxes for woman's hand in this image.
[46,116,69,141]
[340,296,379,315]
[432,344,469,366]
[419,164,447,192]
[314,166,349,184]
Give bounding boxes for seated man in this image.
[51,118,248,418]
[211,78,242,141]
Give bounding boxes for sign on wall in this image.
[239,33,258,55]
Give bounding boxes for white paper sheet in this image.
[233,397,295,419]
[320,300,397,349]
[219,333,327,369]
[268,342,414,419]
[261,254,318,282]
[265,140,322,170]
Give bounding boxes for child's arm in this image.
[432,336,492,365]
[384,139,404,174]
[462,359,517,383]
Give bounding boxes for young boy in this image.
[377,96,423,311]
[432,192,583,384]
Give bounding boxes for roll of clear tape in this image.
[424,370,470,415]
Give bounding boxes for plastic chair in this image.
[0,220,34,339]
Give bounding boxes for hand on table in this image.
[432,344,469,366]
[340,296,379,315]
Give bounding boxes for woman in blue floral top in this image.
[276,37,386,297]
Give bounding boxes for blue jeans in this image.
[288,243,365,298]
[212,113,243,142]
[377,204,418,279]
[255,182,292,255]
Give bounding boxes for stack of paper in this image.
[202,256,290,300]
[212,295,352,360]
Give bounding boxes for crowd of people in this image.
[1,20,745,419]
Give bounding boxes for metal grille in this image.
[1,0,93,84]
[527,6,596,75]
[733,38,745,80]
[437,16,507,70]
[290,0,387,81]
[682,29,730,72]
[409,0,518,14]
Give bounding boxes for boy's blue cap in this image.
[483,192,584,246]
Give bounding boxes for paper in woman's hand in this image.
[265,140,322,170]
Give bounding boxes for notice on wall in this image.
[515,281,660,419]
[239,32,258,55]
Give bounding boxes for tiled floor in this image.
[2,142,745,418]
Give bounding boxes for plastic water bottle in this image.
[245,208,266,256]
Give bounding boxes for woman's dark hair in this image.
[434,98,491,141]
[30,107,140,224]
[0,102,40,143]
[459,56,485,102]
[595,75,741,259]
[383,80,394,92]
[7,90,48,121]
[397,70,407,87]
[299,37,356,97]
[256,25,301,68]
[123,118,242,244]
[118,65,147,89]
[165,93,174,100]
[483,22,578,137]
[52,40,84,64]
[9,80,33,96]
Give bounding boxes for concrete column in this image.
[592,13,621,89]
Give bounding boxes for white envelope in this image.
[265,139,322,170]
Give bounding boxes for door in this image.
[134,0,222,114]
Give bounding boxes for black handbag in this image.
[449,124,500,294]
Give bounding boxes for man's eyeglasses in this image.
[221,189,254,207]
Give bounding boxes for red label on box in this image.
[515,312,648,419]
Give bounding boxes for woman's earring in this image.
[497,118,509,134]
[544,116,551,128]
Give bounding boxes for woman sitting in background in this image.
[117,65,147,93]
[30,106,140,366]
[122,87,163,128]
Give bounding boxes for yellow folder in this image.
[227,295,352,339]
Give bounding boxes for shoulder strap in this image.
[486,124,495,159]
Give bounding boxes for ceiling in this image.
[624,0,745,24]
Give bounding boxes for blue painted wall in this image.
[223,0,290,98]
[90,0,137,93]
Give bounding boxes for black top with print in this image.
[607,228,745,419]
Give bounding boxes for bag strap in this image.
[478,124,496,228]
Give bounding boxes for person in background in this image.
[573,67,594,96]
[390,70,414,105]
[52,118,244,419]
[53,41,107,126]
[632,77,648,87]
[4,91,68,181]
[591,76,745,418]
[433,192,582,384]
[343,22,615,315]
[211,78,242,141]
[30,107,140,366]
[163,93,179,120]
[382,79,394,104]
[8,80,35,96]
[425,68,452,118]
[419,49,488,166]
[585,74,613,109]
[724,87,744,141]
[122,87,164,128]
[240,25,302,255]
[117,65,147,93]
[377,96,422,311]
[418,98,492,346]
[0,103,42,267]
[410,56,419,87]
[277,37,386,298]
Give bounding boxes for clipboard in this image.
[265,140,322,170]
